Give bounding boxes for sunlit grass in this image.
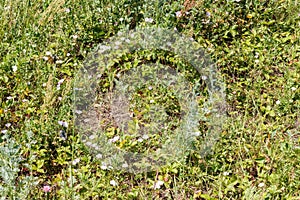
[0,0,299,199]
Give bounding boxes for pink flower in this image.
[42,185,51,192]
[175,11,182,18]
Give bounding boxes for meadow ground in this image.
[0,0,299,199]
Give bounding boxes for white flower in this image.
[150,99,155,103]
[223,171,230,176]
[109,136,119,143]
[1,130,8,134]
[192,131,200,137]
[57,79,64,90]
[119,17,124,22]
[175,11,182,18]
[5,123,11,128]
[154,180,164,189]
[43,56,49,61]
[101,164,108,170]
[67,53,71,56]
[201,75,207,80]
[65,8,70,13]
[58,97,62,101]
[89,135,96,140]
[142,134,149,140]
[12,65,17,72]
[42,83,47,87]
[72,158,80,165]
[110,180,118,186]
[254,59,259,63]
[276,100,280,105]
[58,79,64,85]
[137,138,143,142]
[56,60,63,64]
[291,87,296,91]
[96,154,102,159]
[145,17,153,23]
[148,86,153,90]
[75,110,82,114]
[58,120,68,128]
[115,41,121,46]
[22,99,29,102]
[45,51,52,56]
[258,182,265,188]
[7,96,13,100]
[122,163,128,168]
[71,35,78,39]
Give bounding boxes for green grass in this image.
[0,0,299,199]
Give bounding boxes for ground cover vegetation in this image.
[0,0,299,199]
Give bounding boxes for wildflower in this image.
[148,86,153,90]
[12,65,17,72]
[6,96,13,100]
[258,182,265,188]
[122,163,128,168]
[5,123,11,128]
[145,17,153,23]
[71,35,78,39]
[1,130,8,134]
[58,120,68,128]
[75,110,82,114]
[96,154,102,159]
[85,141,92,146]
[22,99,29,102]
[45,51,52,56]
[150,99,155,103]
[154,180,164,189]
[201,75,207,80]
[42,185,51,192]
[254,59,259,63]
[72,158,80,165]
[109,136,119,143]
[58,97,62,101]
[55,60,63,64]
[110,180,118,186]
[58,79,64,85]
[223,171,230,176]
[206,11,211,17]
[65,8,70,13]
[66,53,71,56]
[89,135,96,140]
[276,100,280,105]
[101,164,108,170]
[43,56,49,61]
[291,87,296,91]
[142,134,149,140]
[115,41,121,46]
[137,138,143,142]
[57,79,64,90]
[175,11,182,18]
[192,131,200,137]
